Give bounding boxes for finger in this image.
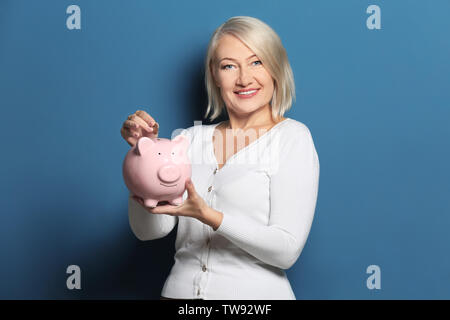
[138,120,158,134]
[122,126,140,138]
[121,128,137,147]
[129,114,153,131]
[136,110,156,128]
[125,119,153,133]
[131,196,162,213]
[185,178,197,197]
[135,111,159,134]
[123,120,140,130]
[131,195,143,205]
[126,136,138,147]
[151,121,159,134]
[150,204,178,215]
[131,195,145,206]
[141,124,155,133]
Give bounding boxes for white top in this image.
[128,118,320,300]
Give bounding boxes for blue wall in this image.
[0,0,449,299]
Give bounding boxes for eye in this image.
[158,152,161,155]
[252,60,262,66]
[171,152,174,155]
[221,64,234,70]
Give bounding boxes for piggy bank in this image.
[123,135,191,208]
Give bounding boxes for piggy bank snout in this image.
[157,165,182,183]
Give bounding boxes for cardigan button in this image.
[213,168,218,174]
[202,265,207,272]
[208,186,212,192]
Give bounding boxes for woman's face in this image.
[212,34,274,117]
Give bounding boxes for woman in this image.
[120,16,320,300]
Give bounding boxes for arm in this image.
[128,125,195,241]
[128,193,179,241]
[212,127,320,269]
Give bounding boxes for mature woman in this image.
[120,16,320,300]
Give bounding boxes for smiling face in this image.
[211,34,275,117]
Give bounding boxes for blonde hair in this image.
[204,16,296,122]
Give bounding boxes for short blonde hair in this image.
[204,16,296,122]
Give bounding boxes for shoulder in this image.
[173,122,218,144]
[278,118,315,142]
[173,123,203,140]
[274,118,319,161]
[268,118,320,174]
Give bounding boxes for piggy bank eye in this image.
[157,152,161,155]
[171,152,174,155]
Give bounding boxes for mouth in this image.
[234,88,260,99]
[160,183,177,187]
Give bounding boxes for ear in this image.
[135,137,155,156]
[172,135,190,153]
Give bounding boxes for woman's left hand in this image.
[132,178,208,221]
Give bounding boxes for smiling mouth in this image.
[234,88,260,98]
[160,183,177,187]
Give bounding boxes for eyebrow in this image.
[219,54,257,62]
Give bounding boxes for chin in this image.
[234,103,267,113]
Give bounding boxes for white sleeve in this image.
[128,125,195,241]
[214,127,320,269]
[128,194,178,241]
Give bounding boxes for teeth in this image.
[237,90,257,95]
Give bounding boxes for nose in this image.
[237,66,253,86]
[157,165,181,184]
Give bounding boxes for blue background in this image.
[0,0,449,299]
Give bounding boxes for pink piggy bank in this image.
[122,135,191,208]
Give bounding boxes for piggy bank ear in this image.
[135,137,155,156]
[172,134,190,153]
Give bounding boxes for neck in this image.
[225,104,281,130]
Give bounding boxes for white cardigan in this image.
[128,118,320,300]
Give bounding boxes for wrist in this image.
[200,206,223,231]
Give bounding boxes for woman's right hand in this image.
[121,110,159,147]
